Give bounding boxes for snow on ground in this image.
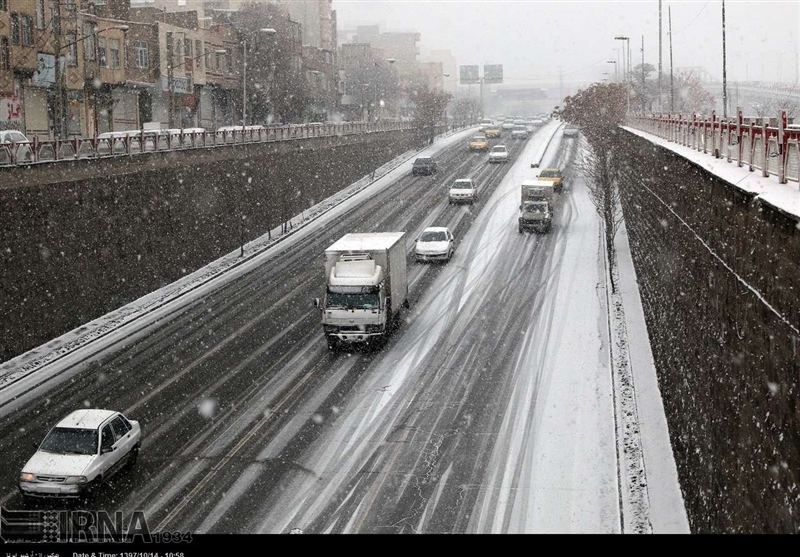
[623,125,800,219]
[614,222,691,534]
[0,126,478,415]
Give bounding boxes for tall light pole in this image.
[668,6,674,112]
[242,28,277,131]
[615,36,630,113]
[658,0,663,111]
[641,35,646,113]
[722,0,728,118]
[607,60,618,82]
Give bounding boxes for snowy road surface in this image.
[0,122,682,532]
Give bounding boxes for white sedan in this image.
[415,227,455,263]
[488,145,510,164]
[19,409,141,500]
[449,178,478,204]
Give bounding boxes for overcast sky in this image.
[334,0,800,87]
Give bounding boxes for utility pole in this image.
[52,0,64,138]
[669,5,674,112]
[722,0,728,118]
[166,32,175,128]
[641,35,646,113]
[242,37,247,129]
[658,0,663,112]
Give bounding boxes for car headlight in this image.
[64,476,88,485]
[20,472,35,482]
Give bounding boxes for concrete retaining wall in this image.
[0,130,425,361]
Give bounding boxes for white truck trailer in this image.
[315,232,409,350]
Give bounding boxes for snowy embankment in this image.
[612,221,691,533]
[0,126,477,401]
[622,126,800,220]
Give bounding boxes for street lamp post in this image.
[615,35,630,113]
[607,60,617,82]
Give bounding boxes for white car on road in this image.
[19,409,141,500]
[511,125,529,139]
[489,144,510,164]
[415,227,455,263]
[449,178,478,204]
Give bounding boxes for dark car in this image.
[412,157,437,176]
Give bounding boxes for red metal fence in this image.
[626,110,800,186]
[0,120,427,167]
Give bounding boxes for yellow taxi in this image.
[469,134,489,151]
[536,168,565,193]
[484,125,502,139]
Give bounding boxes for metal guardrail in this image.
[626,111,800,186]
[0,120,450,168]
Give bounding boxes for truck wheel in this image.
[327,338,339,351]
[519,226,524,233]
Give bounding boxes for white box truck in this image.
[519,179,555,233]
[315,232,409,350]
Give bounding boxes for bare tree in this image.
[577,140,625,291]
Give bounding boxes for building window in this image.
[0,0,8,12]
[35,0,45,29]
[226,50,232,73]
[183,37,191,58]
[10,14,19,44]
[98,37,107,67]
[48,0,58,33]
[109,39,120,69]
[84,23,96,60]
[66,32,77,66]
[21,15,33,46]
[195,40,202,69]
[135,40,149,68]
[0,38,9,70]
[215,50,221,71]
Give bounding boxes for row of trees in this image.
[628,64,715,115]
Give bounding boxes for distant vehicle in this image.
[469,134,489,151]
[489,144,510,163]
[501,122,515,130]
[525,124,534,133]
[412,156,437,176]
[415,227,455,263]
[484,125,502,139]
[537,168,565,193]
[532,119,543,126]
[449,178,478,204]
[563,125,580,137]
[0,130,33,164]
[479,118,494,131]
[511,125,529,139]
[519,179,555,233]
[315,233,408,350]
[19,409,141,500]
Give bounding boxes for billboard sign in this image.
[484,64,504,84]
[459,65,480,84]
[0,79,23,131]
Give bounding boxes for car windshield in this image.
[451,181,472,189]
[39,427,97,455]
[540,170,560,177]
[415,158,431,164]
[420,231,448,242]
[492,147,506,153]
[472,136,486,141]
[325,290,380,310]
